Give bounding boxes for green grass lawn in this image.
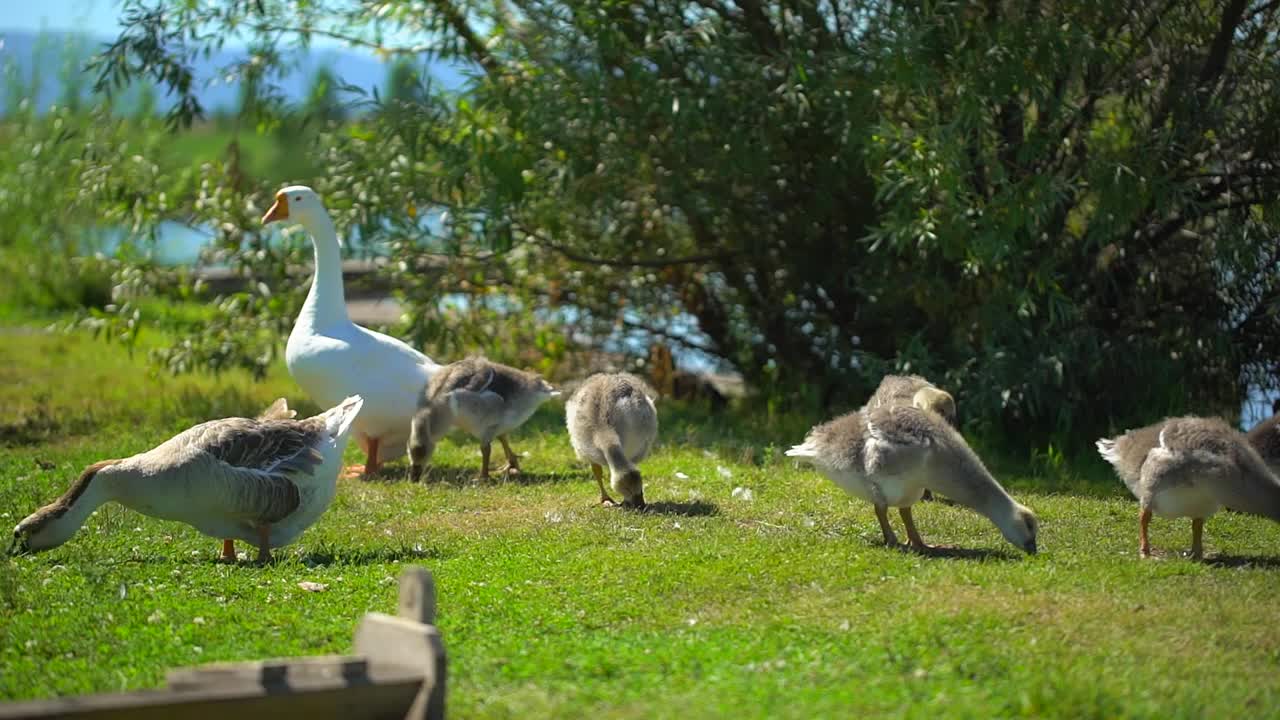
[3,322,1280,718]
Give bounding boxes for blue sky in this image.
[2,1,125,36]
[1,0,362,48]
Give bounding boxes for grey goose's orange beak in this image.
[262,193,289,224]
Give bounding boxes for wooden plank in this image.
[0,664,423,720]
[165,656,369,690]
[354,615,446,720]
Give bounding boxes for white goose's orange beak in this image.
[262,193,289,224]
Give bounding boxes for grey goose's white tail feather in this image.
[322,395,364,439]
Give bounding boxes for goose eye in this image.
[294,196,302,202]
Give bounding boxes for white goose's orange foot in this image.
[340,465,368,480]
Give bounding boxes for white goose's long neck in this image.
[299,213,349,329]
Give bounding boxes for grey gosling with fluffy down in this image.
[1246,412,1280,478]
[786,405,1038,554]
[565,373,659,508]
[863,374,957,502]
[863,374,957,426]
[1098,416,1280,559]
[407,356,558,482]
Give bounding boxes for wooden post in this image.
[398,565,436,625]
[354,567,446,720]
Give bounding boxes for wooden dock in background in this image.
[194,260,408,325]
[194,260,394,298]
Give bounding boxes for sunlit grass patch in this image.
[3,320,1280,717]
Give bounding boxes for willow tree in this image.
[91,0,1280,445]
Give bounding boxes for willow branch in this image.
[519,226,740,268]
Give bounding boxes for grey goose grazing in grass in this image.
[1098,416,1280,560]
[407,356,559,483]
[10,396,364,563]
[786,405,1038,554]
[565,373,659,508]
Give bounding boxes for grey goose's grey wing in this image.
[187,417,325,474]
[185,418,331,523]
[213,463,303,524]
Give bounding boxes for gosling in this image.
[1246,410,1280,477]
[407,356,558,482]
[565,373,659,508]
[863,374,956,427]
[863,374,957,502]
[787,405,1038,554]
[1098,416,1280,559]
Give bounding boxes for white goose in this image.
[9,396,363,563]
[263,186,440,477]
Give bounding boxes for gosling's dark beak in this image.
[408,464,423,483]
[1024,539,1038,555]
[8,533,27,557]
[622,495,647,510]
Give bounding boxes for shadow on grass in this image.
[295,543,447,566]
[413,466,575,488]
[892,543,1021,562]
[65,543,449,568]
[1205,553,1280,569]
[639,500,719,517]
